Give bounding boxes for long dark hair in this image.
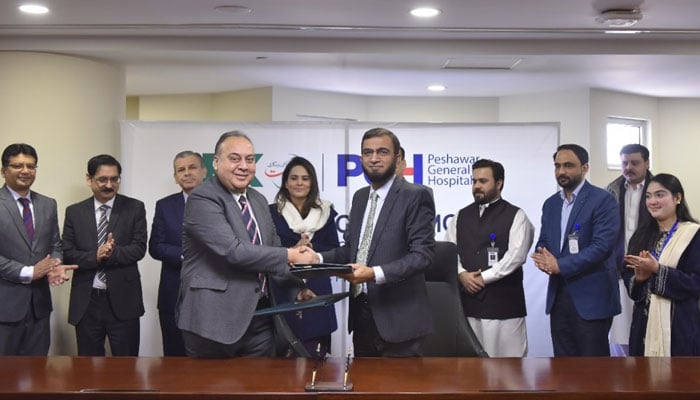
[274,156,321,218]
[628,173,697,254]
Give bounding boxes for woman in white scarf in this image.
[268,156,340,356]
[623,173,700,356]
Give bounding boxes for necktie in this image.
[18,198,34,242]
[96,205,110,285]
[239,195,265,294]
[238,195,261,244]
[356,192,378,265]
[354,192,378,296]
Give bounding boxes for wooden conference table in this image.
[1,356,699,399]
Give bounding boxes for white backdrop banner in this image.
[121,120,558,357]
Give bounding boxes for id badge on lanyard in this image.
[568,223,581,255]
[487,233,499,267]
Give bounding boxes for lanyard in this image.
[651,220,679,259]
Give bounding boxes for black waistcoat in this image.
[456,198,526,319]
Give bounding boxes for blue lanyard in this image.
[652,220,679,259]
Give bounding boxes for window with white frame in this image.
[606,117,649,169]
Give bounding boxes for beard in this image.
[363,158,397,185]
[473,187,498,205]
[557,173,583,191]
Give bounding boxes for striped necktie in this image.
[239,195,265,295]
[238,195,261,244]
[96,204,110,285]
[18,197,34,242]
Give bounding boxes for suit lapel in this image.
[1,186,32,248]
[108,195,122,235]
[366,178,401,262]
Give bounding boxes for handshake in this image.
[285,234,375,286]
[286,245,320,266]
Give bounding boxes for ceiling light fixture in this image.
[410,7,441,18]
[18,4,49,14]
[595,9,642,28]
[214,5,252,14]
[428,84,446,92]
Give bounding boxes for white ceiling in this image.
[2,0,700,97]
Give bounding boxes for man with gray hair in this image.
[149,151,207,356]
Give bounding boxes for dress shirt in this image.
[357,179,395,285]
[559,179,586,251]
[445,200,535,283]
[319,180,394,285]
[7,186,36,284]
[624,179,645,251]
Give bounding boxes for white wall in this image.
[657,98,700,215]
[272,87,368,121]
[366,96,498,123]
[0,52,125,356]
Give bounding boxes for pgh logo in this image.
[203,153,264,187]
[337,153,424,186]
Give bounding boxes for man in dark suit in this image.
[63,154,147,356]
[149,150,206,356]
[320,127,436,357]
[0,143,76,355]
[531,144,621,356]
[176,131,316,358]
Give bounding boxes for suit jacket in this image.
[605,171,654,276]
[0,185,62,323]
[63,194,147,325]
[536,180,621,320]
[321,177,435,343]
[176,176,300,345]
[148,192,185,314]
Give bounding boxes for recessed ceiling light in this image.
[214,5,252,14]
[604,30,642,35]
[595,9,642,28]
[428,85,446,92]
[18,4,49,14]
[410,7,441,18]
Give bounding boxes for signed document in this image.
[290,263,353,279]
[254,292,350,316]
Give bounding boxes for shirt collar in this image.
[624,178,646,190]
[6,186,30,202]
[371,176,395,200]
[559,179,586,203]
[94,196,115,211]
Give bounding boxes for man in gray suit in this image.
[320,128,436,357]
[0,143,76,355]
[176,131,316,358]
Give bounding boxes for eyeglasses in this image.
[6,163,37,171]
[361,148,393,157]
[93,176,121,185]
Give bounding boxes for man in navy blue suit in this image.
[531,144,620,356]
[149,151,207,356]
